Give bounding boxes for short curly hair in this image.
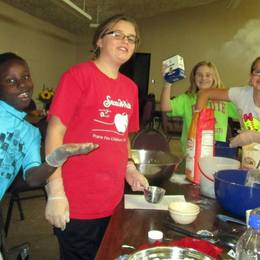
[0,52,26,67]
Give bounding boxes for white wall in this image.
[0,1,92,107]
[138,0,260,100]
[1,0,260,104]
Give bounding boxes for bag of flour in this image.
[185,108,215,184]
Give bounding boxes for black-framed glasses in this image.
[102,30,139,44]
[252,69,260,76]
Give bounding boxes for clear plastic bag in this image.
[245,169,260,187]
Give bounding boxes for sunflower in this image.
[38,86,54,103]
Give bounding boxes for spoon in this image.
[121,244,136,250]
[217,214,246,226]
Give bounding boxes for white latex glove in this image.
[45,178,69,230]
[46,142,99,167]
[230,130,260,148]
[125,160,149,191]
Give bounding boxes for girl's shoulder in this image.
[175,92,195,100]
[229,85,252,96]
[171,93,195,107]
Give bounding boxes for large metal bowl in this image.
[127,246,213,260]
[131,149,179,184]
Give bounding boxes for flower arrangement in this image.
[38,85,54,109]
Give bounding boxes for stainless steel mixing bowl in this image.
[131,149,179,183]
[127,246,213,259]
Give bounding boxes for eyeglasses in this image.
[102,30,139,44]
[252,69,260,76]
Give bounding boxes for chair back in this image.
[131,128,170,152]
[141,95,156,128]
[227,117,240,140]
[161,112,183,140]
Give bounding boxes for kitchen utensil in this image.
[121,244,136,250]
[143,186,165,203]
[199,156,240,198]
[127,246,213,260]
[164,222,238,249]
[131,149,179,183]
[215,169,260,217]
[168,201,200,224]
[217,214,246,226]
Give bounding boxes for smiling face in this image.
[96,20,137,67]
[195,65,215,90]
[0,60,33,111]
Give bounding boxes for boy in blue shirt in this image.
[0,52,98,200]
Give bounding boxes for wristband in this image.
[127,158,136,170]
[128,158,135,164]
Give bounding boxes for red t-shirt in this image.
[49,61,139,219]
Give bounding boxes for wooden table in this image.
[95,180,245,260]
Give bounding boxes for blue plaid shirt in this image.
[0,101,41,200]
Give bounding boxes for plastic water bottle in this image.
[235,209,260,259]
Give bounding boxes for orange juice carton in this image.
[162,55,185,83]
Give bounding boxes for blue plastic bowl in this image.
[215,169,260,218]
[215,141,238,159]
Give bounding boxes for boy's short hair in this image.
[0,52,26,67]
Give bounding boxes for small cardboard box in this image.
[242,143,260,169]
[162,55,185,83]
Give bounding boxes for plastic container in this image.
[235,208,260,259]
[148,230,163,243]
[199,156,240,198]
[215,141,238,159]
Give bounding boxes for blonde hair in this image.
[186,61,224,95]
[91,14,140,59]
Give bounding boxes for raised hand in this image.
[46,143,99,167]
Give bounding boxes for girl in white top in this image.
[196,57,260,147]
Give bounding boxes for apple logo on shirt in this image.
[114,113,128,133]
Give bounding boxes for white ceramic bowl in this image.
[168,201,200,213]
[168,202,200,224]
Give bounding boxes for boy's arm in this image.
[25,142,98,186]
[195,88,230,111]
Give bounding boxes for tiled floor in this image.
[1,138,182,260]
[1,191,59,259]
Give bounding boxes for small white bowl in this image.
[168,201,199,213]
[168,201,200,224]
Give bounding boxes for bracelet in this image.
[127,158,136,170]
[128,158,135,164]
